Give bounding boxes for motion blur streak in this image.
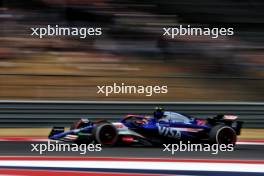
[0,0,263,101]
[0,169,159,176]
[0,157,263,176]
[0,141,264,160]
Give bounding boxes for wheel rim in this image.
[217,127,236,144]
[99,125,117,145]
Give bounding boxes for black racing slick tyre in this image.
[209,125,237,145]
[93,123,118,147]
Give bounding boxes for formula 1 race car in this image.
[48,110,243,147]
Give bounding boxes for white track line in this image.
[0,160,263,173]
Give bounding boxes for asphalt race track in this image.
[0,141,263,160]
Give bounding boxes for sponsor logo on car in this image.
[158,125,181,139]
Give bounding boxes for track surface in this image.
[0,142,263,160]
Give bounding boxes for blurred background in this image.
[0,0,263,101]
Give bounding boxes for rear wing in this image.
[208,114,243,135]
[234,121,243,135]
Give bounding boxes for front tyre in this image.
[93,123,118,147]
[209,125,237,145]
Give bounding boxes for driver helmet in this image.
[154,107,165,119]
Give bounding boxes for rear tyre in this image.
[93,123,118,147]
[209,125,237,145]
